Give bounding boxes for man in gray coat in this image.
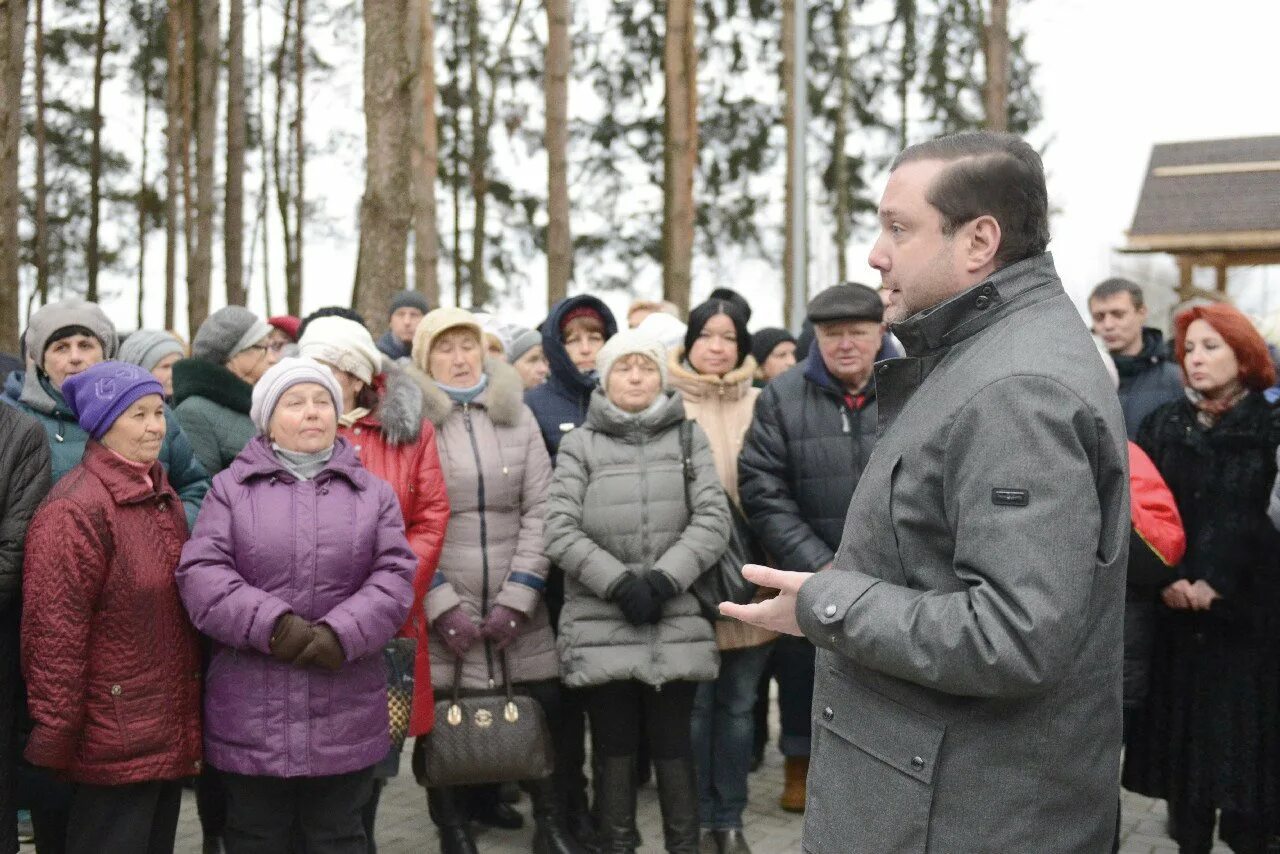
[723,131,1130,853]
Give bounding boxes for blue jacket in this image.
[2,370,209,529]
[523,295,618,459]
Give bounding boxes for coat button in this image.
[354,427,361,435]
[823,604,837,618]
[980,285,994,296]
[822,707,834,721]
[975,295,991,309]
[110,684,122,696]
[910,756,925,771]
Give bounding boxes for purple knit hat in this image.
[61,361,165,440]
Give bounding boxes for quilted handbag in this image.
[417,652,553,787]
[383,637,417,750]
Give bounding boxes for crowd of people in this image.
[0,148,1278,854]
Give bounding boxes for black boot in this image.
[529,777,590,854]
[427,786,479,854]
[654,758,700,854]
[562,762,599,850]
[596,756,641,854]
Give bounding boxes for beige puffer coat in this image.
[667,349,776,652]
[545,389,730,689]
[410,358,559,690]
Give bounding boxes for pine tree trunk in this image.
[833,0,850,284]
[353,0,412,325]
[163,0,182,330]
[464,0,486,308]
[34,0,48,305]
[0,0,27,352]
[544,0,570,308]
[983,0,1009,131]
[662,0,696,317]
[780,0,794,328]
[410,0,439,305]
[86,0,107,302]
[254,0,271,314]
[137,0,154,330]
[224,0,246,305]
[181,0,196,324]
[290,0,304,315]
[271,0,296,313]
[190,0,219,333]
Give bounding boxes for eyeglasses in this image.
[267,341,289,353]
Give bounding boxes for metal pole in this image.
[788,0,808,334]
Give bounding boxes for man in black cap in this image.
[737,282,885,813]
[377,290,430,362]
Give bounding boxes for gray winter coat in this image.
[795,253,1129,854]
[411,359,559,690]
[545,389,729,689]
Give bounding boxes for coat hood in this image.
[542,295,619,395]
[16,369,73,419]
[172,357,254,414]
[362,364,426,446]
[228,434,369,488]
[666,347,757,404]
[1112,327,1174,379]
[407,356,525,427]
[584,387,686,440]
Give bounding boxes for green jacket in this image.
[171,358,256,476]
[2,370,209,530]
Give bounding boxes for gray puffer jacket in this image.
[545,389,730,689]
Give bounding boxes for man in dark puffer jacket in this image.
[738,282,892,813]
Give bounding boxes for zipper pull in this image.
[841,409,850,434]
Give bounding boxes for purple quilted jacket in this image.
[176,436,415,778]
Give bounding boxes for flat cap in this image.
[806,283,883,324]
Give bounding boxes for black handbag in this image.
[417,651,553,787]
[678,420,761,619]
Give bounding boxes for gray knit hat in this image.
[249,356,344,434]
[192,306,272,365]
[506,328,542,364]
[389,290,431,318]
[596,328,669,388]
[118,330,185,372]
[25,298,119,365]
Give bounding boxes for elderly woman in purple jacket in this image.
[177,357,415,854]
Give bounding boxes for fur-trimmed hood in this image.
[666,347,758,404]
[362,365,427,446]
[406,357,525,428]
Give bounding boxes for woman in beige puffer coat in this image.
[545,329,729,854]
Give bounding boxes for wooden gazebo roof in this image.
[1123,135,1280,300]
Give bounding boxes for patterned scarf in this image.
[1185,382,1248,429]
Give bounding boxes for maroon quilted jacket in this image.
[22,441,202,784]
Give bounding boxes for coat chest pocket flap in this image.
[819,665,943,785]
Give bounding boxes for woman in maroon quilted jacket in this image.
[21,361,201,854]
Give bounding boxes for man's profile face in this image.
[1088,293,1146,356]
[868,159,967,325]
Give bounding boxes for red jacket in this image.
[1128,441,1186,577]
[22,442,201,784]
[338,370,450,735]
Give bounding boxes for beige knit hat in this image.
[411,307,483,373]
[595,328,668,387]
[297,316,384,384]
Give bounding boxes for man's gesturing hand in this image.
[718,564,810,637]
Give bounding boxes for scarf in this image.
[271,443,335,481]
[338,407,372,428]
[1185,382,1248,429]
[438,373,489,405]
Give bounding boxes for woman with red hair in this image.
[1122,303,1280,853]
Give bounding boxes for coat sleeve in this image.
[544,429,632,599]
[174,401,222,478]
[1269,446,1280,534]
[175,477,292,654]
[319,482,417,662]
[493,414,554,616]
[737,385,835,573]
[797,376,1118,699]
[21,498,110,769]
[402,422,450,635]
[652,423,731,591]
[161,406,211,529]
[0,418,51,610]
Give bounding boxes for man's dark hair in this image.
[1088,277,1145,310]
[891,131,1050,269]
[297,306,367,339]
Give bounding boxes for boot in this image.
[528,777,590,854]
[596,756,641,854]
[427,786,479,854]
[653,758,700,854]
[714,829,753,854]
[698,828,720,854]
[779,756,808,813]
[562,765,599,851]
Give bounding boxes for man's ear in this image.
[965,215,1001,274]
[1136,303,1149,323]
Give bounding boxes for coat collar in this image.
[229,434,368,488]
[407,357,525,427]
[354,366,425,446]
[584,387,686,439]
[80,441,177,505]
[171,358,254,414]
[891,252,1062,358]
[665,347,757,403]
